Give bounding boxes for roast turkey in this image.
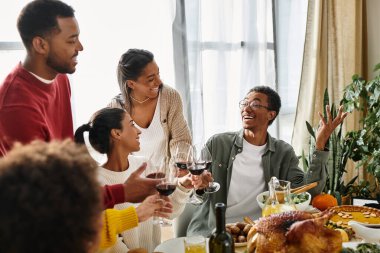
[247,211,342,253]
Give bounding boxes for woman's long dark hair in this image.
[74,108,125,154]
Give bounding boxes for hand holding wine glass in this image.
[184,144,208,205]
[135,194,173,222]
[192,144,220,194]
[174,142,193,177]
[123,162,161,204]
[153,157,178,226]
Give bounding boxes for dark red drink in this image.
[156,183,177,196]
[188,162,206,175]
[175,162,193,170]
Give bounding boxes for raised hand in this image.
[315,105,348,150]
[123,162,161,203]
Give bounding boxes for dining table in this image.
[154,238,380,253]
[154,203,380,252]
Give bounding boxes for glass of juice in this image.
[184,236,206,253]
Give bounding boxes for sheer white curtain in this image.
[275,0,308,144]
[182,0,276,144]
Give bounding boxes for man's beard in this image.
[46,53,75,74]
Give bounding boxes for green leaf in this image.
[323,88,329,120]
[346,176,358,187]
[306,121,316,140]
[333,191,342,205]
[374,62,380,72]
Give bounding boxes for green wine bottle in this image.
[209,203,235,253]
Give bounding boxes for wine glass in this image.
[173,142,193,177]
[191,144,220,194]
[185,144,208,205]
[145,156,162,179]
[153,157,178,226]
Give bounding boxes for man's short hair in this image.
[247,86,281,125]
[17,0,75,49]
[0,140,102,253]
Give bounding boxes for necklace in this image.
[130,95,150,104]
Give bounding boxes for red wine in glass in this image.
[146,172,166,179]
[188,162,206,175]
[175,162,193,170]
[156,183,177,196]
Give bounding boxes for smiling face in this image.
[114,113,141,153]
[240,92,277,132]
[45,17,83,76]
[127,60,162,100]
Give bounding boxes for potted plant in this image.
[340,63,380,194]
[302,89,359,205]
[300,64,380,204]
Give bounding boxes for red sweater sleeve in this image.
[102,184,125,209]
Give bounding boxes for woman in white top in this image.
[109,49,192,166]
[75,107,200,253]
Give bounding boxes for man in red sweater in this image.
[0,0,157,208]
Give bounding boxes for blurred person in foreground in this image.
[187,86,348,237]
[0,140,102,253]
[0,140,169,252]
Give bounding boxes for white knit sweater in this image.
[97,155,191,253]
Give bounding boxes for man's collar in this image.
[266,133,276,152]
[236,129,276,152]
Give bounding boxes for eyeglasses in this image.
[239,100,271,110]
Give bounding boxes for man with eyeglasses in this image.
[187,85,347,237]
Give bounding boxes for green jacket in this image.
[186,129,328,237]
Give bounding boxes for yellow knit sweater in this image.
[100,207,139,249]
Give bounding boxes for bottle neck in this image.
[215,205,226,233]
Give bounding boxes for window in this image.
[174,0,308,144]
[176,0,276,144]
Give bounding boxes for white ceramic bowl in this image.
[256,191,311,211]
